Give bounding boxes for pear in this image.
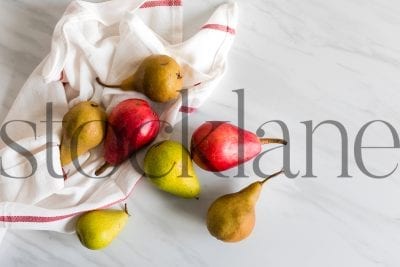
[96,55,183,103]
[76,205,129,250]
[144,140,200,198]
[206,170,284,242]
[191,122,287,172]
[95,99,160,176]
[60,101,107,166]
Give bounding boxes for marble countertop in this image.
[1,0,400,266]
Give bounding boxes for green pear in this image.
[144,140,200,198]
[76,206,129,250]
[60,101,107,166]
[207,170,284,242]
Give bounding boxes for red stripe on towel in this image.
[0,176,144,223]
[0,213,76,223]
[59,70,68,84]
[179,106,196,113]
[140,0,182,8]
[201,24,236,35]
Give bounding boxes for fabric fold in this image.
[0,0,238,240]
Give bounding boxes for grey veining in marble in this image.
[1,0,400,266]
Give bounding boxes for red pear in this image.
[190,122,286,172]
[96,99,159,175]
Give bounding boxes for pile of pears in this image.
[60,54,287,250]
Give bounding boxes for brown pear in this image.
[206,170,284,242]
[60,101,107,166]
[96,55,183,103]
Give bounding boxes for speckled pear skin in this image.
[206,182,262,242]
[96,55,183,103]
[60,101,107,166]
[132,55,183,103]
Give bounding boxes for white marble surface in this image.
[1,0,400,266]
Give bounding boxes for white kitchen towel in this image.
[0,0,238,238]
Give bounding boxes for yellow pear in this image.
[144,141,200,198]
[60,101,107,166]
[206,170,284,242]
[96,54,183,103]
[76,206,129,250]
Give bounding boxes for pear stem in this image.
[260,169,284,185]
[95,162,110,176]
[96,77,121,89]
[259,138,287,145]
[124,203,131,217]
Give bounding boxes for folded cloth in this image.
[0,0,238,239]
